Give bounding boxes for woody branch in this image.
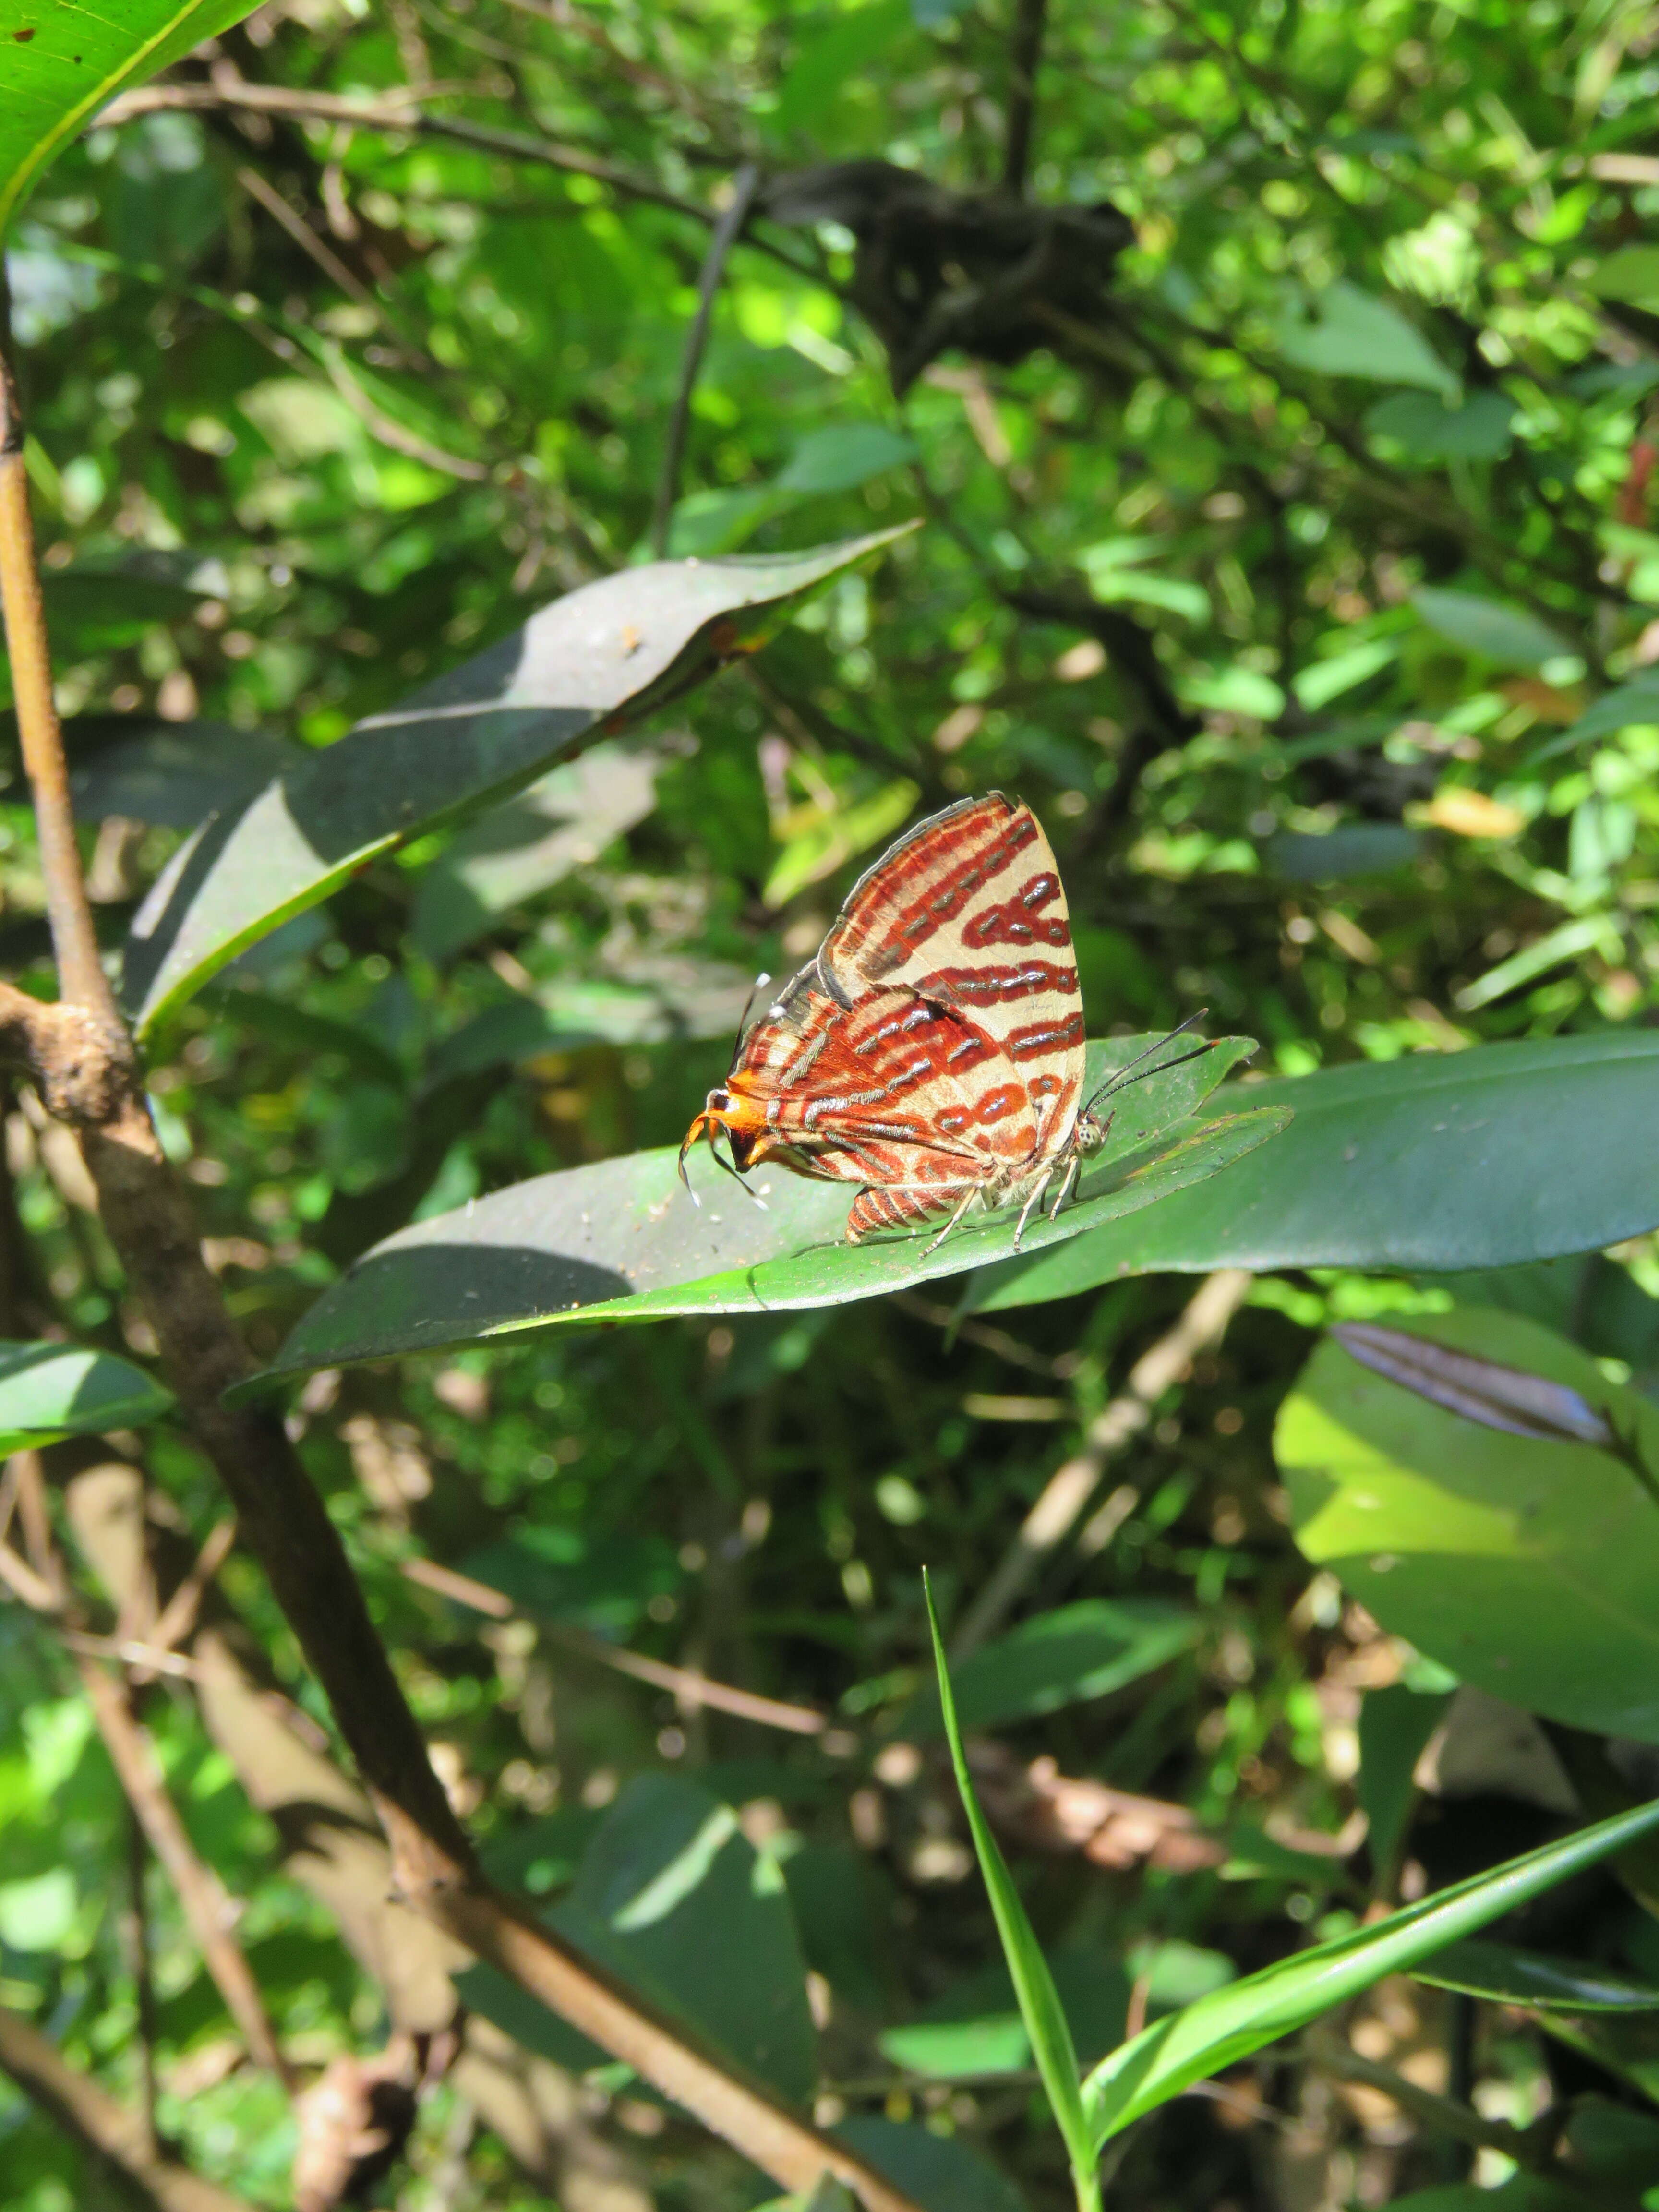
[0,345,922,2212]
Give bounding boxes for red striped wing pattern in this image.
[681,793,1089,1245]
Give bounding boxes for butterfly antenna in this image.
[710,1131,769,1209]
[1084,1011,1214,1118]
[727,970,773,1076]
[677,1121,704,1204]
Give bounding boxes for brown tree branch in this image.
[1002,0,1049,195]
[0,351,922,2212]
[0,1999,257,2212]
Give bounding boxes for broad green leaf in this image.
[257,1036,1286,1378]
[831,2119,1024,2212]
[1542,674,1659,756]
[1412,1938,1659,2013]
[1412,587,1571,669]
[454,1525,681,1639]
[902,1598,1197,1736]
[1275,1309,1659,1743]
[120,530,907,1036]
[0,1341,172,1451]
[963,1030,1659,1310]
[411,742,660,962]
[924,1572,1099,2211]
[68,721,295,830]
[421,964,756,1089]
[457,1773,816,2101]
[0,0,260,236]
[1365,389,1515,460]
[1275,282,1458,395]
[1080,1792,1659,2147]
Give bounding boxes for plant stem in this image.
[650,162,760,557]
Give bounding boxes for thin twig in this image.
[122,1808,161,2155]
[949,1270,1253,1657]
[0,364,119,1023]
[1002,0,1049,195]
[6,1497,293,2085]
[651,164,761,557]
[402,1557,829,1734]
[144,1516,237,1669]
[0,1999,258,2212]
[98,77,712,225]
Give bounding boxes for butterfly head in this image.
[678,1081,777,1198]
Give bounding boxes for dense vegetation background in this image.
[5,0,1659,2207]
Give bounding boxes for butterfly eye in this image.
[709,1089,730,1114]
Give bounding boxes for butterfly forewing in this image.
[817,791,1086,1146]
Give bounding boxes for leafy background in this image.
[5,0,1659,2207]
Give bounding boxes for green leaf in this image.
[924,1570,1099,2211]
[1384,2184,1604,2212]
[1265,824,1420,880]
[962,1031,1659,1310]
[1412,1938,1659,2013]
[256,1036,1286,1378]
[1274,1308,1659,1743]
[68,721,295,830]
[410,742,660,962]
[457,1773,817,2101]
[120,529,909,1037]
[1275,282,1458,396]
[1365,389,1515,460]
[0,1341,172,1451]
[0,0,261,236]
[1080,1792,1659,2147]
[902,1598,1197,1735]
[1413,587,1571,669]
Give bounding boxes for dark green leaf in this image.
[1358,1683,1451,1875]
[830,2119,1024,2212]
[1412,1938,1659,2013]
[963,1032,1659,1309]
[1275,283,1457,394]
[1413,588,1570,669]
[120,530,908,1035]
[0,1341,172,1451]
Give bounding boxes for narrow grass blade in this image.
[923,1570,1098,2212]
[1081,1793,1659,2148]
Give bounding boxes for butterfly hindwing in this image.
[817,792,1086,1145]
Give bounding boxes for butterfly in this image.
[680,791,1207,1251]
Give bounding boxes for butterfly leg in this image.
[1047,1148,1084,1222]
[1011,1169,1054,1252]
[921,1182,982,1256]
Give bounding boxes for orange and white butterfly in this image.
[681,791,1209,1250]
